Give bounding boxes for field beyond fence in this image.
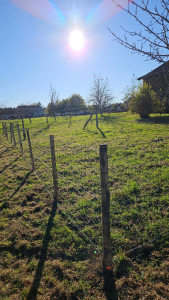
[0,113,169,299]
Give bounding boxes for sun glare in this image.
[69,30,85,52]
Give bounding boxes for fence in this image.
[0,117,169,297]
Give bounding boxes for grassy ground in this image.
[0,113,169,299]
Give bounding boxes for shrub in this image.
[129,83,157,118]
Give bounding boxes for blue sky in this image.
[0,0,159,108]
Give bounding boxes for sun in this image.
[69,30,85,52]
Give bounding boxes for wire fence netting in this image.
[0,118,169,264]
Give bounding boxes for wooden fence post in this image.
[100,144,117,296]
[11,123,16,147]
[47,116,49,128]
[22,116,26,140]
[17,124,23,155]
[4,122,8,140]
[26,129,34,170]
[50,135,58,205]
[10,123,13,143]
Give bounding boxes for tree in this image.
[110,1,169,63]
[89,75,114,115]
[69,94,86,112]
[47,85,59,115]
[128,83,157,118]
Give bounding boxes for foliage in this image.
[46,85,59,115]
[110,0,169,62]
[128,83,157,118]
[47,93,86,114]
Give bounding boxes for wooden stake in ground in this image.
[10,123,13,143]
[26,129,34,170]
[50,135,58,205]
[47,116,49,128]
[4,122,8,140]
[17,124,23,155]
[100,144,117,296]
[22,116,26,140]
[11,123,16,147]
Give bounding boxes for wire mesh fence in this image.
[0,117,169,289]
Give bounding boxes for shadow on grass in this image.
[0,145,15,157]
[101,114,123,124]
[0,156,20,174]
[137,115,169,124]
[26,199,57,300]
[98,126,106,138]
[33,120,55,137]
[7,171,32,201]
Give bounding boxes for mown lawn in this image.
[0,113,169,299]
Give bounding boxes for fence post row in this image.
[100,144,114,289]
[17,124,23,155]
[26,129,34,170]
[50,135,58,205]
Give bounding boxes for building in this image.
[138,61,169,103]
[16,103,44,118]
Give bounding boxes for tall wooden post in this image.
[26,129,34,170]
[22,116,26,140]
[10,123,13,143]
[47,116,49,128]
[100,144,117,296]
[50,135,58,205]
[4,122,8,140]
[17,124,23,155]
[11,123,16,147]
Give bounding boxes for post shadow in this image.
[33,121,55,137]
[0,156,20,174]
[7,171,32,201]
[98,126,106,138]
[26,199,57,300]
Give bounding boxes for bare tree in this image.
[109,0,169,63]
[47,85,59,115]
[89,75,114,115]
[50,85,59,105]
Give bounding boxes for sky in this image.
[0,0,160,108]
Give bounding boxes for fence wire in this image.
[1,119,169,265]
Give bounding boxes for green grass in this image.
[0,113,169,299]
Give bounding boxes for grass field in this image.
[0,113,169,299]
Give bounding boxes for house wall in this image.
[144,74,169,99]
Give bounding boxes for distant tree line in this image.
[47,93,87,115]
